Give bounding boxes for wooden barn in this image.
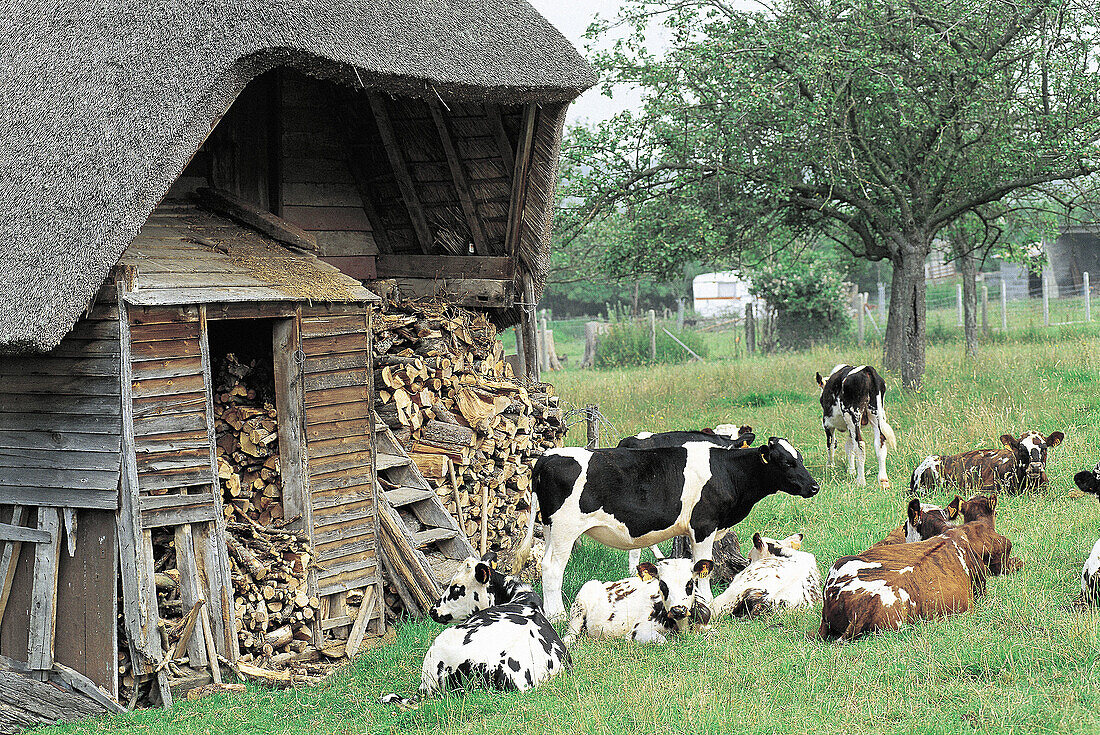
[0,0,594,723]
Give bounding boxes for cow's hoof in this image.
[879,477,891,490]
[855,477,867,487]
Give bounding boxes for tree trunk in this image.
[883,236,930,389]
[957,246,979,357]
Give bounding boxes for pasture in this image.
[40,337,1100,735]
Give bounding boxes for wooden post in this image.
[514,326,527,378]
[877,282,886,314]
[522,275,540,383]
[648,309,657,361]
[1001,279,1008,331]
[676,299,685,330]
[479,483,489,556]
[539,311,549,374]
[745,304,755,355]
[1085,272,1092,323]
[857,293,865,345]
[981,285,989,336]
[956,283,964,326]
[585,404,600,450]
[582,321,600,369]
[27,507,61,676]
[1042,269,1050,327]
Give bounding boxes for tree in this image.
[561,0,1100,387]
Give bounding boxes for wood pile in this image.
[373,300,567,555]
[213,353,283,527]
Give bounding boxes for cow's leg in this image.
[540,531,575,621]
[872,416,890,489]
[843,409,866,486]
[689,530,718,604]
[627,548,641,571]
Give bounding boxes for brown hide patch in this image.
[936,449,1023,492]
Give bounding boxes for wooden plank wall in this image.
[299,304,381,607]
[278,72,379,259]
[0,303,122,509]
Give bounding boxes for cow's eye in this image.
[686,581,694,593]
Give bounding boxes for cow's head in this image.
[1001,430,1063,483]
[759,437,819,498]
[715,424,755,448]
[638,558,714,625]
[749,532,803,563]
[905,497,959,542]
[1074,463,1100,501]
[959,494,997,523]
[429,552,503,624]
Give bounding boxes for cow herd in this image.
[386,362,1100,701]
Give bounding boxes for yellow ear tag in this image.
[789,538,802,551]
[761,454,768,464]
[638,569,656,582]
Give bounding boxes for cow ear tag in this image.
[693,559,713,578]
[760,450,768,464]
[947,497,961,519]
[637,562,658,581]
[788,535,802,551]
[474,562,492,584]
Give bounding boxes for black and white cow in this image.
[816,364,897,489]
[563,558,714,646]
[515,437,820,620]
[1074,465,1100,605]
[711,533,821,617]
[617,425,755,570]
[421,555,570,693]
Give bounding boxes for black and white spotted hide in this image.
[1074,462,1100,501]
[421,556,570,694]
[712,533,821,617]
[563,558,714,646]
[816,364,897,489]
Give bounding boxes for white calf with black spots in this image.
[712,533,821,617]
[563,558,714,646]
[419,555,570,694]
[816,364,897,489]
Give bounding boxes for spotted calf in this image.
[712,533,821,617]
[563,558,714,645]
[819,520,1017,640]
[421,555,569,694]
[911,431,1064,495]
[816,364,897,488]
[1073,466,1100,605]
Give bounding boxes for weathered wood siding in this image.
[300,304,380,599]
[0,303,121,509]
[279,72,379,259]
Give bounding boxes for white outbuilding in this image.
[692,271,766,318]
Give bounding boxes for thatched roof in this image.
[0,0,596,353]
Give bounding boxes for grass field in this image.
[41,337,1100,735]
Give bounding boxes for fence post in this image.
[1001,279,1008,331]
[1086,272,1092,323]
[585,404,600,450]
[676,299,685,330]
[956,284,964,326]
[1042,270,1050,327]
[857,293,865,345]
[540,311,550,373]
[745,304,755,355]
[877,282,886,314]
[981,285,989,336]
[648,309,657,361]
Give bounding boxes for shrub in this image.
[594,322,708,368]
[749,254,853,350]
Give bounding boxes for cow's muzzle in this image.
[428,609,451,624]
[801,483,820,498]
[1027,463,1044,478]
[668,605,689,620]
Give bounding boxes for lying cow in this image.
[874,497,961,546]
[816,364,897,489]
[1074,461,1100,499]
[819,520,1017,640]
[617,426,755,571]
[911,430,1064,495]
[712,533,820,617]
[516,436,820,620]
[563,558,714,646]
[421,555,569,693]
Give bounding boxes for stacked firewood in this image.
[373,300,567,553]
[213,353,283,526]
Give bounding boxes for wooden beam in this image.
[49,663,126,714]
[375,255,513,280]
[195,187,317,252]
[27,507,61,673]
[392,278,514,309]
[0,523,50,544]
[503,104,537,260]
[0,488,117,510]
[484,105,515,179]
[366,93,433,253]
[273,318,308,529]
[428,102,488,255]
[329,94,392,254]
[0,506,25,626]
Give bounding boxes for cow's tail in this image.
[512,488,539,575]
[877,402,897,451]
[380,693,420,710]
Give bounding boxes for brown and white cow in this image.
[819,519,1017,640]
[911,431,1064,495]
[816,365,897,488]
[873,497,960,546]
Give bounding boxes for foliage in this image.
[747,249,853,349]
[561,0,1100,386]
[594,321,707,367]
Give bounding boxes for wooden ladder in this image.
[372,411,475,616]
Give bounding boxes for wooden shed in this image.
[0,0,594,718]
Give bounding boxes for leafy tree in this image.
[561,0,1100,387]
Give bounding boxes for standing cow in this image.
[515,437,820,620]
[911,430,1064,495]
[816,365,897,488]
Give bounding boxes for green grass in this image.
[43,335,1100,735]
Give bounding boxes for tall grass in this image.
[43,337,1100,735]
